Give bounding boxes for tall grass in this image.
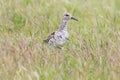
[0,0,120,80]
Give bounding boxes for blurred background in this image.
[0,0,120,80]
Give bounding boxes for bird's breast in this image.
[54,31,69,45]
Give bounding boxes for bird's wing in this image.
[44,32,55,43]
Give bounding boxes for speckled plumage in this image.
[44,13,78,49]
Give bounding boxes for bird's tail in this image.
[43,39,48,43]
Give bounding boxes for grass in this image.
[0,0,120,80]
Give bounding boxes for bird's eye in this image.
[65,14,69,16]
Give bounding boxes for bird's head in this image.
[63,13,78,21]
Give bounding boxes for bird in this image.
[44,12,78,50]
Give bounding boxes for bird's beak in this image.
[71,17,78,21]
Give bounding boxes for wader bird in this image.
[44,13,78,50]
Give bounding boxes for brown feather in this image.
[43,32,55,43]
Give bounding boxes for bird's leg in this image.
[59,48,64,64]
[51,50,58,67]
[51,51,55,63]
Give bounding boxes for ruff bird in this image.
[44,13,78,49]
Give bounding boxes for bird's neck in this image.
[58,19,68,31]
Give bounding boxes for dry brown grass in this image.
[0,0,120,80]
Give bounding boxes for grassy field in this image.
[0,0,120,80]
